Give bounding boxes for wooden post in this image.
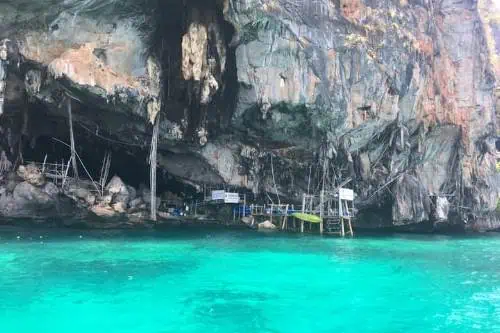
[67,98,79,179]
[62,159,71,188]
[341,217,345,237]
[270,204,273,225]
[319,190,324,235]
[281,204,289,230]
[149,114,160,222]
[243,194,247,217]
[42,154,48,174]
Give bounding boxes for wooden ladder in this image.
[324,218,342,235]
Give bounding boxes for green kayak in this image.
[291,213,323,223]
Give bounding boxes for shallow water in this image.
[0,227,499,333]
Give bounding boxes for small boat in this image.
[291,213,322,223]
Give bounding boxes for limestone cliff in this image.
[0,0,498,231]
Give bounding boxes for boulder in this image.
[106,175,127,194]
[158,211,170,219]
[128,211,148,223]
[258,220,277,231]
[5,172,19,193]
[112,202,127,214]
[126,185,137,201]
[43,182,59,197]
[106,175,130,205]
[17,164,44,186]
[74,188,92,200]
[85,194,96,206]
[141,188,161,209]
[91,205,116,217]
[101,194,113,205]
[241,216,255,227]
[13,181,52,204]
[129,197,144,209]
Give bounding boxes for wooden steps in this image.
[324,217,354,236]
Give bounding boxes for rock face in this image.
[0,180,76,219]
[0,0,499,231]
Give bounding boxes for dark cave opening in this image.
[20,101,201,201]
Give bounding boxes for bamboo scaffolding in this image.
[51,137,100,193]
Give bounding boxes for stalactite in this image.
[0,39,8,116]
[0,150,12,175]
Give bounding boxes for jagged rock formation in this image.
[0,0,498,231]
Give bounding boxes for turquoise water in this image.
[0,227,499,333]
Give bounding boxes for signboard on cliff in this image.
[224,192,240,204]
[211,190,225,201]
[339,188,354,201]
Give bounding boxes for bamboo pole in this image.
[62,159,71,188]
[67,98,79,179]
[243,194,246,217]
[51,138,100,193]
[42,154,48,174]
[149,114,160,222]
[270,204,273,225]
[99,151,112,195]
[319,190,324,235]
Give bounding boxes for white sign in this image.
[224,192,240,204]
[339,188,354,201]
[211,190,225,201]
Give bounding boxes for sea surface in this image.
[0,226,499,333]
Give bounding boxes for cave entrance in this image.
[12,0,238,206]
[20,100,200,202]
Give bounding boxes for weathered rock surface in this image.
[0,0,498,231]
[435,196,450,222]
[17,164,44,186]
[0,180,77,219]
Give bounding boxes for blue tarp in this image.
[233,205,251,216]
